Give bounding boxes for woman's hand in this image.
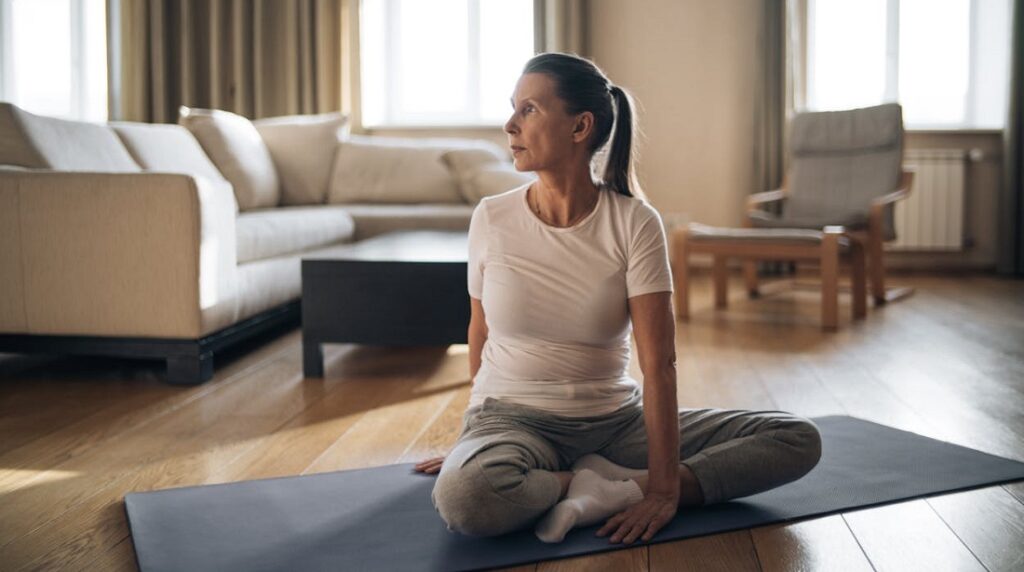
[596,491,678,544]
[414,456,446,474]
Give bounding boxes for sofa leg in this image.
[167,353,214,385]
[303,337,324,378]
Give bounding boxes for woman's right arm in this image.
[467,297,488,381]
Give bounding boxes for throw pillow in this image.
[178,106,281,211]
[327,135,496,204]
[441,147,536,204]
[253,112,349,205]
[0,102,141,172]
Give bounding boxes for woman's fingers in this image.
[596,511,627,537]
[414,456,446,473]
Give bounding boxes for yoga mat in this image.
[125,416,1024,572]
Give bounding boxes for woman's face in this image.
[504,73,588,172]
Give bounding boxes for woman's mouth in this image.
[511,146,526,155]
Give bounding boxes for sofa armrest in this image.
[0,171,237,338]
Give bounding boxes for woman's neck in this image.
[532,165,600,228]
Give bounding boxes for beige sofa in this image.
[0,102,531,383]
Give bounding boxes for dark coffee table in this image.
[301,230,470,377]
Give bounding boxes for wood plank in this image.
[926,486,1024,572]
[1005,481,1024,505]
[538,546,647,572]
[0,330,299,493]
[751,515,873,572]
[649,530,759,572]
[0,345,322,547]
[842,500,986,572]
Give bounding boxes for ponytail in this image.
[603,86,644,200]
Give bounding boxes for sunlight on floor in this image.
[0,468,81,494]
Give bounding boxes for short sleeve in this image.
[467,201,489,299]
[626,204,674,298]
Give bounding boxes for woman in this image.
[414,53,821,545]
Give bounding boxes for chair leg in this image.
[850,242,867,320]
[672,230,690,321]
[712,256,728,309]
[869,234,886,304]
[821,233,840,330]
[743,260,759,298]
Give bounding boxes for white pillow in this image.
[0,102,140,172]
[253,112,349,205]
[327,136,502,204]
[178,106,280,211]
[112,121,238,212]
[441,147,536,204]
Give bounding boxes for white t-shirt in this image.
[468,183,674,417]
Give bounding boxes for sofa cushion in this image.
[327,136,503,205]
[235,205,356,264]
[335,203,475,241]
[178,106,281,211]
[441,147,535,204]
[0,102,141,171]
[253,112,349,206]
[110,122,237,210]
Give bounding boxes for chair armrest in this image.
[871,170,914,208]
[746,188,787,211]
[0,171,238,338]
[867,170,914,238]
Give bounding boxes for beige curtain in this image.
[108,0,350,123]
[533,0,588,55]
[998,0,1023,275]
[752,0,787,195]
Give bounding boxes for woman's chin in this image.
[512,160,530,172]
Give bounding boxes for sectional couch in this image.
[0,102,533,384]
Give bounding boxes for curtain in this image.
[998,0,1024,276]
[752,0,789,274]
[107,0,349,123]
[533,0,588,55]
[753,0,787,197]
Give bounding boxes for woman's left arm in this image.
[597,290,679,544]
[632,291,680,498]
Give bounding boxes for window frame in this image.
[805,0,1000,130]
[0,0,107,122]
[362,0,532,128]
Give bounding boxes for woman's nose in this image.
[504,115,518,135]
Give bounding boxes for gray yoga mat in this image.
[124,415,1024,572]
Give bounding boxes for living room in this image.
[2,0,1023,570]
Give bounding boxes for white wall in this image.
[587,0,761,228]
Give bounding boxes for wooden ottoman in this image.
[672,224,867,330]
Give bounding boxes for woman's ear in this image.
[571,111,595,144]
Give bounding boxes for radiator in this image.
[888,149,967,251]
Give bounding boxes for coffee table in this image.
[301,231,470,377]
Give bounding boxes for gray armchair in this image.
[745,103,913,304]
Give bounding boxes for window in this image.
[806,0,1012,129]
[0,0,108,121]
[360,0,534,127]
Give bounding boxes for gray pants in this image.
[431,391,822,537]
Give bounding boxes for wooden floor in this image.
[2,273,1023,571]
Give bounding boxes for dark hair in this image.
[522,52,644,200]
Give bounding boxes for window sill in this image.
[362,124,505,131]
[906,128,1002,135]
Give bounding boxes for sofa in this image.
[0,102,534,384]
